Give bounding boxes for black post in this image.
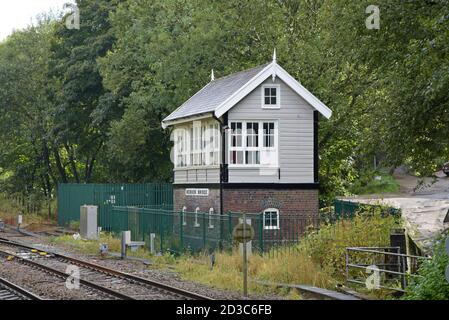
[214,113,227,250]
[313,111,319,183]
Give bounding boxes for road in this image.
[342,171,449,252]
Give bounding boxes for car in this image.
[443,162,449,176]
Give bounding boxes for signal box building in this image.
[162,53,332,231]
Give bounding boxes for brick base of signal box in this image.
[173,186,319,218]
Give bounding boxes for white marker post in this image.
[17,214,23,231]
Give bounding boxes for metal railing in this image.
[345,246,429,293]
[332,200,401,222]
[110,206,320,255]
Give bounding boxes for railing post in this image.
[179,210,184,253]
[401,255,407,289]
[345,248,349,285]
[259,213,264,254]
[160,209,163,254]
[203,212,207,249]
[228,212,232,250]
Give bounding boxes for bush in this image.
[69,220,80,231]
[350,174,400,195]
[301,211,398,279]
[173,210,398,296]
[403,232,449,300]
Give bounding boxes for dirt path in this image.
[342,172,449,252]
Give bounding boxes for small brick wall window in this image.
[263,208,279,230]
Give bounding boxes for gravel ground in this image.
[0,257,114,300]
[74,256,285,300]
[0,228,286,300]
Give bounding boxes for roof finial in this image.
[211,69,215,81]
[273,48,277,63]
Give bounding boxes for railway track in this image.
[0,237,212,300]
[0,276,42,300]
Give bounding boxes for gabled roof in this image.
[162,60,332,128]
[162,64,269,125]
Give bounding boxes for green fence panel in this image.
[57,183,173,228]
[333,199,401,221]
[110,206,320,255]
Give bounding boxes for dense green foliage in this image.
[0,0,448,211]
[403,233,449,300]
[349,174,400,195]
[302,212,398,279]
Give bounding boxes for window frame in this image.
[263,208,280,230]
[229,122,244,165]
[228,120,278,168]
[174,128,189,168]
[173,119,221,169]
[261,84,281,109]
[245,122,260,165]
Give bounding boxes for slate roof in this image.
[163,63,269,123]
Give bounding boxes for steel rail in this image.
[0,237,212,300]
[0,276,42,300]
[0,247,134,300]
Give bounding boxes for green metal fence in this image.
[333,199,401,222]
[57,183,173,228]
[111,206,320,254]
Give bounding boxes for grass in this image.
[46,232,176,265]
[0,193,54,227]
[48,233,123,255]
[174,249,334,295]
[46,211,399,298]
[173,212,398,296]
[350,174,400,195]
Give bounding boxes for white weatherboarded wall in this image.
[227,77,314,183]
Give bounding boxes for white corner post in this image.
[121,230,131,259]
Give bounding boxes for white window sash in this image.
[229,120,278,168]
[261,84,281,109]
[175,120,221,169]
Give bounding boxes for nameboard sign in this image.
[185,188,209,197]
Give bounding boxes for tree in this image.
[0,20,58,215]
[49,0,121,183]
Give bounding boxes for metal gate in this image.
[345,246,429,293]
